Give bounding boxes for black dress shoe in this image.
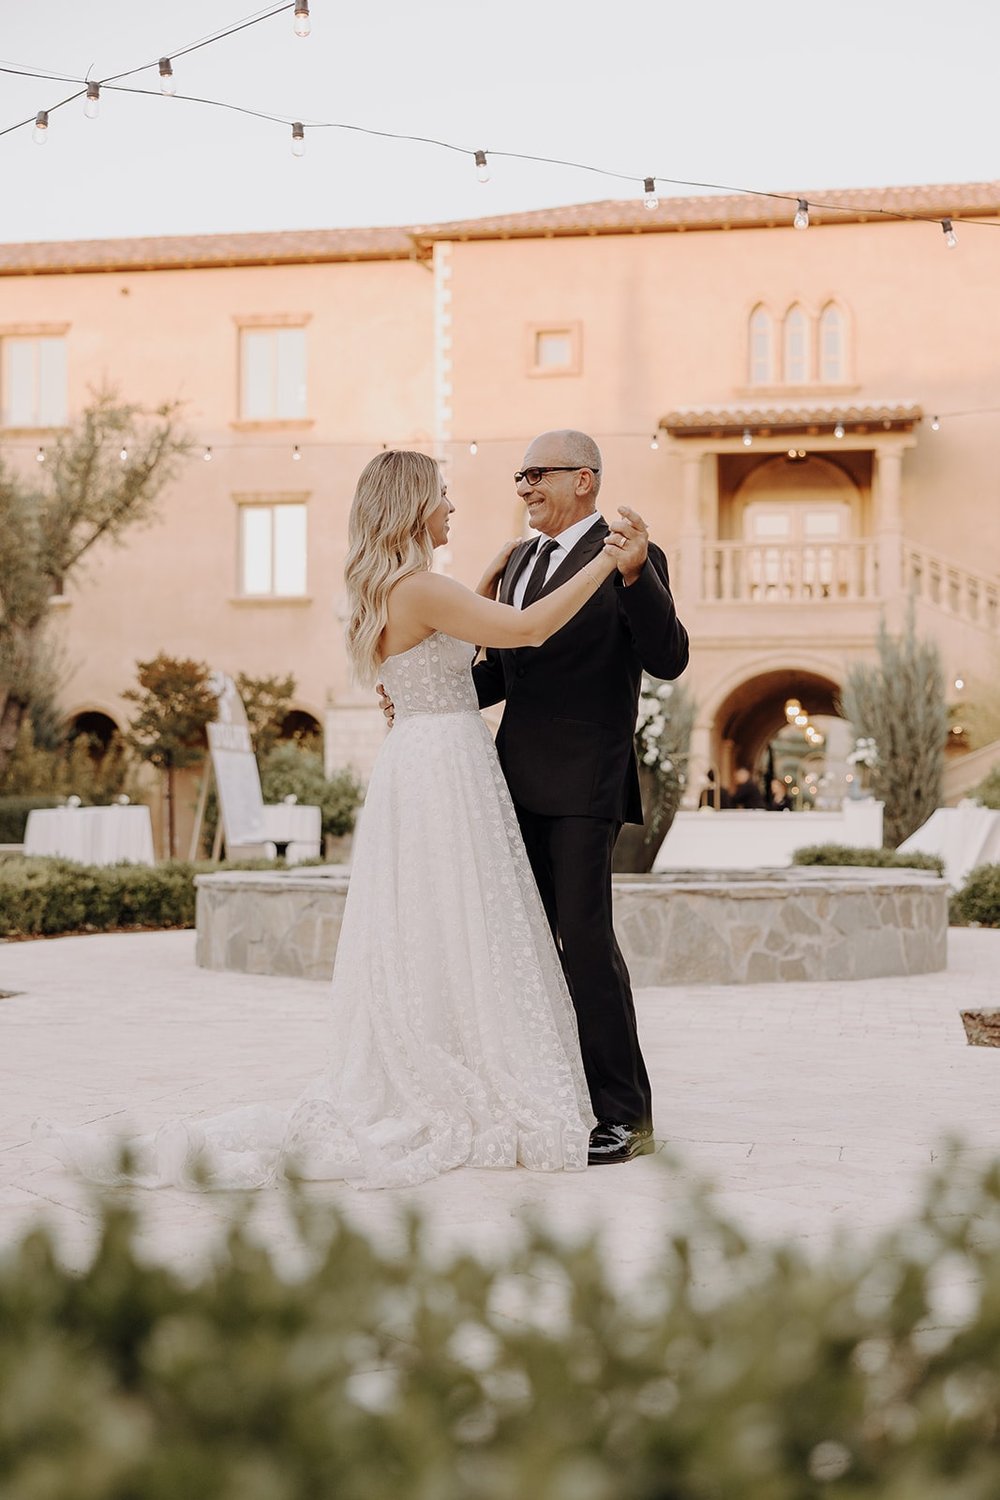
[588,1121,655,1165]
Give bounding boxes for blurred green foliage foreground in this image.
[4,1150,1000,1499]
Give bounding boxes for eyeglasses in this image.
[513,465,597,486]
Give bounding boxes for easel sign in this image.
[191,672,267,859]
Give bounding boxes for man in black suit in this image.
[472,429,689,1164]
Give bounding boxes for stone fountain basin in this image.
[195,865,946,987]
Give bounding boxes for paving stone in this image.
[0,926,998,1278]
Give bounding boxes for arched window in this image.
[783,305,809,384]
[748,306,774,385]
[819,303,845,382]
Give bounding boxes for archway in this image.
[280,708,322,745]
[66,709,120,755]
[707,667,852,808]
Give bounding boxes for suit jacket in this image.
[472,517,689,823]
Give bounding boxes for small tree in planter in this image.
[840,605,947,848]
[613,676,695,873]
[124,655,217,857]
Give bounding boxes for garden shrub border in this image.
[0,856,321,940]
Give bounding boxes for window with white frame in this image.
[239,500,307,596]
[2,335,67,426]
[527,323,582,376]
[819,304,845,382]
[783,306,809,384]
[748,306,774,385]
[239,327,307,420]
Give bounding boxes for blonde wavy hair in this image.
[344,449,443,685]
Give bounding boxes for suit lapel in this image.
[539,517,609,596]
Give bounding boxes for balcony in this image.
[702,539,879,604]
[903,543,1000,634]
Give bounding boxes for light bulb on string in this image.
[834,422,845,440]
[35,445,45,463]
[119,445,128,463]
[202,446,213,462]
[931,415,941,431]
[794,198,809,230]
[291,122,305,157]
[649,433,659,451]
[158,57,175,94]
[84,82,101,119]
[293,1,311,37]
[474,150,490,185]
[469,440,478,455]
[32,110,49,144]
[742,428,752,447]
[942,218,957,249]
[292,444,302,461]
[642,177,659,211]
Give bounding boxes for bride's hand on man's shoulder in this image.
[477,538,520,599]
[376,683,395,728]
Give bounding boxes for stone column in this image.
[683,718,713,809]
[676,450,704,606]
[874,446,903,602]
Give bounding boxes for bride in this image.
[36,450,623,1190]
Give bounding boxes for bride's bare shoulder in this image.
[390,571,468,606]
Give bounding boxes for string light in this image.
[468,440,478,455]
[742,428,753,446]
[834,422,845,439]
[649,433,659,450]
[474,150,490,184]
[291,121,305,157]
[5,12,1000,252]
[202,445,213,461]
[119,445,128,462]
[35,445,45,463]
[931,415,941,430]
[32,109,48,144]
[84,82,100,120]
[292,443,302,460]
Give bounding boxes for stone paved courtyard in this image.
[2,926,999,1278]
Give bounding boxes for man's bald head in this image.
[528,429,603,497]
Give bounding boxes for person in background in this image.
[731,766,766,809]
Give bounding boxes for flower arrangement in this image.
[847,736,879,769]
[614,675,695,872]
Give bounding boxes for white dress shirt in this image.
[513,512,602,608]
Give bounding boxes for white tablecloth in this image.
[228,804,322,865]
[23,806,156,866]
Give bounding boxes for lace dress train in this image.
[35,633,595,1190]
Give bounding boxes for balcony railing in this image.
[702,540,879,604]
[903,543,1000,634]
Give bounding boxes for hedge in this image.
[0,794,66,844]
[950,862,1000,928]
[5,1149,1000,1496]
[0,856,318,939]
[792,843,945,874]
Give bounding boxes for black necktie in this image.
[520,539,559,608]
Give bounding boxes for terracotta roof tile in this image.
[0,226,418,276]
[660,401,924,436]
[1,181,996,275]
[413,181,1000,241]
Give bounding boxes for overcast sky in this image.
[1,0,997,244]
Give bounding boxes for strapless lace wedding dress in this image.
[36,633,595,1190]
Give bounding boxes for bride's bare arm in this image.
[394,546,620,650]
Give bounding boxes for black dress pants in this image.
[514,806,652,1129]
